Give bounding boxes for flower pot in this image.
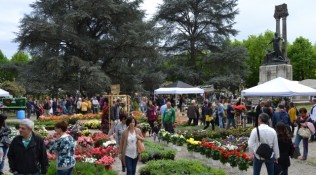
[142,131,147,138]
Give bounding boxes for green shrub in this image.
[139,159,226,175]
[140,140,176,163]
[47,161,118,175]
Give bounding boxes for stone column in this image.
[276,18,281,36]
[282,17,287,59]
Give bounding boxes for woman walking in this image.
[294,108,311,161]
[49,121,76,175]
[120,117,145,175]
[203,102,214,130]
[275,122,294,175]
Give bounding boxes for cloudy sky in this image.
[1,0,316,58]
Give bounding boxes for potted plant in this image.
[138,123,151,137]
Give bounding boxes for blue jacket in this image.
[272,110,290,128]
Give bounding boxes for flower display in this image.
[103,140,116,148]
[95,155,115,169]
[138,122,151,133]
[91,146,118,159]
[80,119,101,129]
[39,113,101,121]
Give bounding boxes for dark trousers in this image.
[203,121,215,130]
[187,118,198,126]
[148,120,155,135]
[125,156,138,175]
[163,122,174,133]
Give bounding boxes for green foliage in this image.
[10,52,30,63]
[288,37,316,80]
[139,159,226,175]
[47,161,117,175]
[0,50,14,83]
[235,30,274,87]
[155,0,238,85]
[140,140,176,163]
[207,44,249,92]
[0,81,26,97]
[14,0,163,96]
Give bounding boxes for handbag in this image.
[274,163,285,175]
[205,115,213,122]
[137,140,145,154]
[256,127,273,159]
[298,127,311,138]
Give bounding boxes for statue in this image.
[264,3,289,65]
[264,32,287,65]
[269,32,283,59]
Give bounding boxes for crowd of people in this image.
[247,98,316,175]
[4,94,316,175]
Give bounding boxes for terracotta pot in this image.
[142,131,147,137]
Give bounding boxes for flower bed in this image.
[140,140,176,163]
[46,132,116,170]
[186,137,250,171]
[39,113,101,122]
[139,159,226,175]
[177,127,253,141]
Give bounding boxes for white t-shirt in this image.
[310,104,316,121]
[125,131,137,159]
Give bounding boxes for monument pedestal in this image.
[259,64,292,84]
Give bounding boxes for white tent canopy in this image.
[0,88,10,97]
[241,77,316,97]
[154,87,204,94]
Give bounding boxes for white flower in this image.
[103,140,116,148]
[84,157,97,163]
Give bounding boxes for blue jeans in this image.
[57,167,74,175]
[294,133,308,158]
[125,156,138,175]
[0,146,8,172]
[226,117,236,129]
[218,115,223,128]
[253,156,275,175]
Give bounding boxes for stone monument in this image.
[259,3,293,84]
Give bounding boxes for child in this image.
[152,121,160,141]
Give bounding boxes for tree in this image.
[14,0,163,95]
[207,43,249,92]
[10,51,30,63]
[288,37,316,80]
[155,0,238,85]
[234,30,274,87]
[0,50,16,83]
[0,81,26,97]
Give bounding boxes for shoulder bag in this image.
[298,127,311,138]
[255,126,273,159]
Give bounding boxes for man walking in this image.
[8,119,48,175]
[248,113,279,175]
[216,100,224,128]
[226,100,236,129]
[163,102,176,133]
